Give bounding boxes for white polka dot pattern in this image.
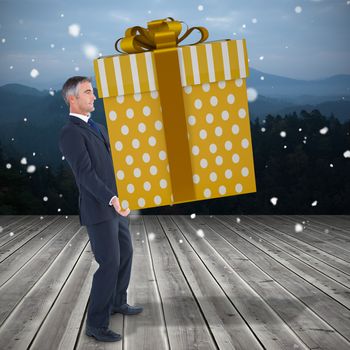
[104,79,255,210]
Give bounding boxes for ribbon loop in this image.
[115,18,209,53]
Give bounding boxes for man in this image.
[59,76,143,342]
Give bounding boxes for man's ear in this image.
[68,95,75,105]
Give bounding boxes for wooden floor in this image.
[0,215,349,350]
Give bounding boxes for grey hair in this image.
[62,76,92,105]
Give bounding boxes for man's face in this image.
[70,81,96,115]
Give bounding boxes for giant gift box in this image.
[94,18,256,210]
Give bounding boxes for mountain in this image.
[247,69,350,100]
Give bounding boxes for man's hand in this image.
[111,196,130,217]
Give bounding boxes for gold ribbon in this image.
[115,17,208,53]
[115,18,209,203]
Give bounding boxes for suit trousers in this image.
[85,215,133,328]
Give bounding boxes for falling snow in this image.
[179,239,183,243]
[198,5,204,11]
[1,38,6,44]
[260,76,265,80]
[148,232,155,240]
[6,163,12,169]
[311,200,318,207]
[319,127,328,135]
[259,56,264,60]
[68,24,80,37]
[236,217,241,223]
[30,69,39,78]
[27,165,36,173]
[83,44,98,59]
[196,229,205,238]
[270,197,278,206]
[49,90,55,96]
[190,213,196,219]
[247,87,258,102]
[43,196,48,202]
[295,223,303,233]
[295,6,302,14]
[9,232,14,237]
[280,131,287,138]
[261,127,266,132]
[20,157,27,165]
[252,18,258,24]
[343,150,350,158]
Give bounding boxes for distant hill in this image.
[1,72,349,172]
[247,69,350,99]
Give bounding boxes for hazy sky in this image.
[0,0,349,89]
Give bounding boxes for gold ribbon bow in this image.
[115,17,209,53]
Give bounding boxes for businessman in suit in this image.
[59,76,143,342]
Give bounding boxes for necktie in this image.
[88,118,102,136]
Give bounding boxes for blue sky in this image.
[0,0,349,89]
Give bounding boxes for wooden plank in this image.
[293,215,350,239]
[29,243,95,350]
[143,215,217,350]
[241,216,350,288]
[159,215,264,350]
[208,216,350,342]
[0,216,60,260]
[0,216,73,287]
[278,215,350,250]
[0,218,81,326]
[190,215,350,350]
[171,215,308,350]
[250,215,350,262]
[0,223,88,349]
[124,215,169,350]
[216,216,350,309]
[0,216,22,229]
[0,216,40,244]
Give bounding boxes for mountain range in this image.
[0,68,349,172]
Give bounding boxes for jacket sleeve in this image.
[59,127,115,205]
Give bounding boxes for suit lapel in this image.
[69,116,110,153]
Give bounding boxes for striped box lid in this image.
[94,39,249,98]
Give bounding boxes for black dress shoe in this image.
[111,303,143,315]
[85,325,122,342]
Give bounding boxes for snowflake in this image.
[319,127,328,135]
[343,150,350,158]
[236,217,241,223]
[330,163,333,167]
[261,127,266,132]
[43,196,48,202]
[148,232,155,240]
[295,223,303,233]
[196,229,205,238]
[6,163,12,169]
[49,90,55,96]
[295,6,302,14]
[50,43,55,48]
[311,200,317,207]
[20,157,27,165]
[83,44,98,59]
[1,38,6,44]
[190,213,196,219]
[27,165,36,173]
[247,87,258,102]
[24,117,27,122]
[259,56,264,60]
[252,18,258,24]
[179,239,183,243]
[270,197,278,206]
[280,131,287,137]
[9,232,14,237]
[68,24,80,37]
[30,69,39,78]
[10,65,14,70]
[260,76,265,80]
[57,208,61,212]
[198,5,204,11]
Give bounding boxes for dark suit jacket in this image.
[59,115,118,226]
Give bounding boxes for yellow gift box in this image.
[94,18,256,210]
